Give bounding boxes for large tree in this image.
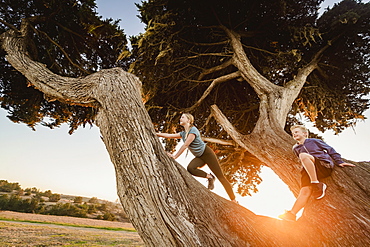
[1,0,370,246]
[130,0,370,194]
[127,0,370,245]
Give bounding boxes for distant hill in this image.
[0,180,129,222]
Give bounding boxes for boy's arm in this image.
[316,140,355,167]
[292,144,300,157]
[338,162,355,167]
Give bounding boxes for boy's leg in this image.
[290,186,312,215]
[279,186,312,221]
[299,153,328,199]
[299,153,318,182]
[279,168,313,221]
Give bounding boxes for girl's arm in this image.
[156,132,181,139]
[171,133,196,159]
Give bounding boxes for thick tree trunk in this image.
[211,85,370,247]
[210,26,370,246]
[2,28,370,246]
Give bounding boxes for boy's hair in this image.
[182,113,194,126]
[290,125,309,135]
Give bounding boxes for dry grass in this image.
[0,211,144,246]
[0,211,135,230]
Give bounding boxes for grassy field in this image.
[0,211,144,246]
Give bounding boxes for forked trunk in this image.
[212,93,370,247]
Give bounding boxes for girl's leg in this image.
[201,146,236,201]
[187,157,207,178]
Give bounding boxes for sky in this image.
[0,0,369,219]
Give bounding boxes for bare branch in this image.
[242,44,276,55]
[1,29,97,106]
[54,21,85,39]
[29,25,91,75]
[184,71,241,112]
[178,37,229,46]
[198,59,233,80]
[180,52,232,60]
[221,26,280,95]
[287,33,343,90]
[202,137,236,146]
[0,19,19,32]
[210,104,251,149]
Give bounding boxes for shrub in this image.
[49,193,61,202]
[0,180,21,192]
[102,212,116,221]
[88,197,99,204]
[73,196,83,204]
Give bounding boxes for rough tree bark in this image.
[2,24,370,247]
[207,27,370,246]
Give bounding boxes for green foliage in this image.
[73,196,83,204]
[295,0,370,133]
[98,203,107,211]
[0,0,129,133]
[216,146,263,196]
[28,187,40,194]
[0,182,122,221]
[48,193,61,202]
[88,197,99,204]
[42,190,53,197]
[133,0,370,132]
[0,180,21,192]
[130,0,370,195]
[4,194,39,213]
[0,194,9,208]
[102,212,116,221]
[46,203,88,218]
[87,204,97,214]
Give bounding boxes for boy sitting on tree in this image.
[278,125,355,222]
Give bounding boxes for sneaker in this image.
[311,182,327,199]
[207,174,215,190]
[278,210,296,222]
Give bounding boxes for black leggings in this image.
[187,146,236,200]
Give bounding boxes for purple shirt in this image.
[293,138,344,167]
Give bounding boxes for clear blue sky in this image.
[0,0,368,218]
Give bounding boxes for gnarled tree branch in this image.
[29,25,91,75]
[0,18,19,32]
[210,104,251,149]
[221,26,281,96]
[202,136,236,146]
[198,59,233,80]
[184,71,241,112]
[1,29,97,107]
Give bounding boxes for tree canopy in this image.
[1,0,369,196]
[131,0,369,133]
[127,0,370,194]
[2,1,370,245]
[0,0,129,133]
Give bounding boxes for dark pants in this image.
[187,146,236,200]
[301,158,333,188]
